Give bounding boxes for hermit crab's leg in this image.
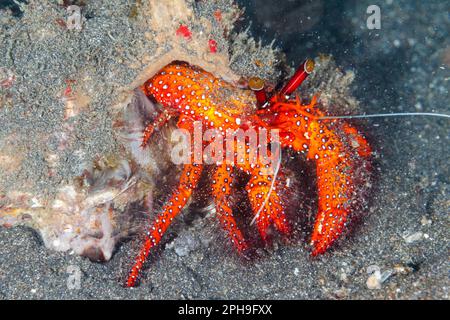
[211,164,248,253]
[126,163,203,287]
[141,109,172,148]
[306,120,371,255]
[245,164,290,241]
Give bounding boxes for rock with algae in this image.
[0,0,362,261]
[0,0,282,261]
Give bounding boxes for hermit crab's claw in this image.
[307,120,371,255]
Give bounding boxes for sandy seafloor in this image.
[0,0,448,299]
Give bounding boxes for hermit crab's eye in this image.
[304,58,315,74]
[248,77,268,108]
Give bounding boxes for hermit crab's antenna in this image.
[319,112,450,120]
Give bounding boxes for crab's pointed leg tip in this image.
[125,279,136,288]
[311,248,321,257]
[310,241,327,257]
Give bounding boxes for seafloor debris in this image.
[0,0,365,260]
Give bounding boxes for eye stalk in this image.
[250,58,315,110]
[248,77,268,108]
[280,58,315,99]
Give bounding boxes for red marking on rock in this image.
[63,80,76,97]
[208,39,218,53]
[176,25,192,40]
[214,10,222,22]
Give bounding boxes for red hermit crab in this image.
[126,60,372,287]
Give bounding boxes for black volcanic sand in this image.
[0,0,448,299]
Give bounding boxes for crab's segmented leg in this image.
[126,163,203,287]
[245,164,290,241]
[141,109,172,148]
[140,109,173,148]
[211,164,248,252]
[307,120,371,255]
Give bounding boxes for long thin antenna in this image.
[319,112,450,120]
